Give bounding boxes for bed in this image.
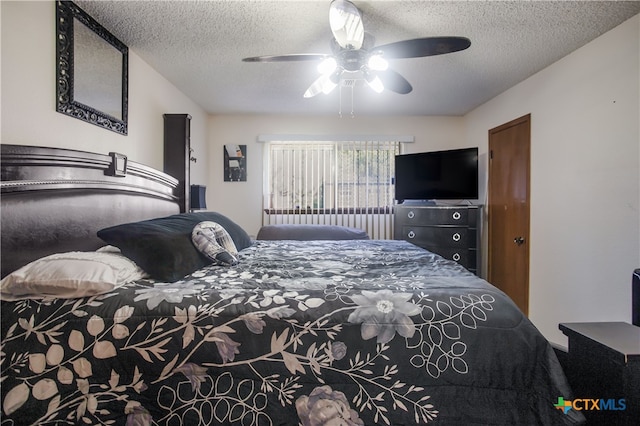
[1,145,585,425]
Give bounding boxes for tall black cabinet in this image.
[163,114,191,212]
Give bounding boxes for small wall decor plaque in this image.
[224,145,246,181]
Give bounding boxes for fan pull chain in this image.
[337,82,356,118]
[350,84,354,118]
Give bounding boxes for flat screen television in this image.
[394,147,479,202]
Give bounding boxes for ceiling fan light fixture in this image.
[317,57,338,74]
[322,78,338,95]
[367,54,388,71]
[323,71,342,94]
[304,74,326,98]
[365,73,384,93]
[245,0,470,111]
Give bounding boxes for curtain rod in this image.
[257,134,414,143]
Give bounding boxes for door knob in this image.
[514,236,525,246]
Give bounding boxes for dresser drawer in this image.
[400,226,475,248]
[396,206,473,226]
[422,246,477,270]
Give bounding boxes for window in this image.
[263,139,401,239]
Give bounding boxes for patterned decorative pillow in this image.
[191,221,238,266]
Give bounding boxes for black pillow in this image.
[97,212,251,282]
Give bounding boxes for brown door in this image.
[487,114,531,315]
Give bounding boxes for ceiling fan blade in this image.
[374,37,471,59]
[242,54,328,63]
[329,0,364,49]
[377,69,412,94]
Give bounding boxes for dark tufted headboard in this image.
[1,144,180,277]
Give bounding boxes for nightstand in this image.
[559,322,640,425]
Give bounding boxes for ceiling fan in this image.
[242,0,471,98]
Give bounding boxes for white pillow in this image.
[0,251,148,301]
[96,245,122,253]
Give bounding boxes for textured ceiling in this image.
[74,0,640,116]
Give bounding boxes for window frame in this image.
[262,139,404,215]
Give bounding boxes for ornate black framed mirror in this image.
[56,1,128,135]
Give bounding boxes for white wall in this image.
[207,114,467,237]
[0,0,208,183]
[465,14,640,345]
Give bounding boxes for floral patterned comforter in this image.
[1,240,583,425]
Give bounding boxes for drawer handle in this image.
[452,211,461,220]
[452,233,461,242]
[407,211,415,219]
[452,253,461,261]
[408,231,416,239]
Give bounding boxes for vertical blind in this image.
[262,140,400,239]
